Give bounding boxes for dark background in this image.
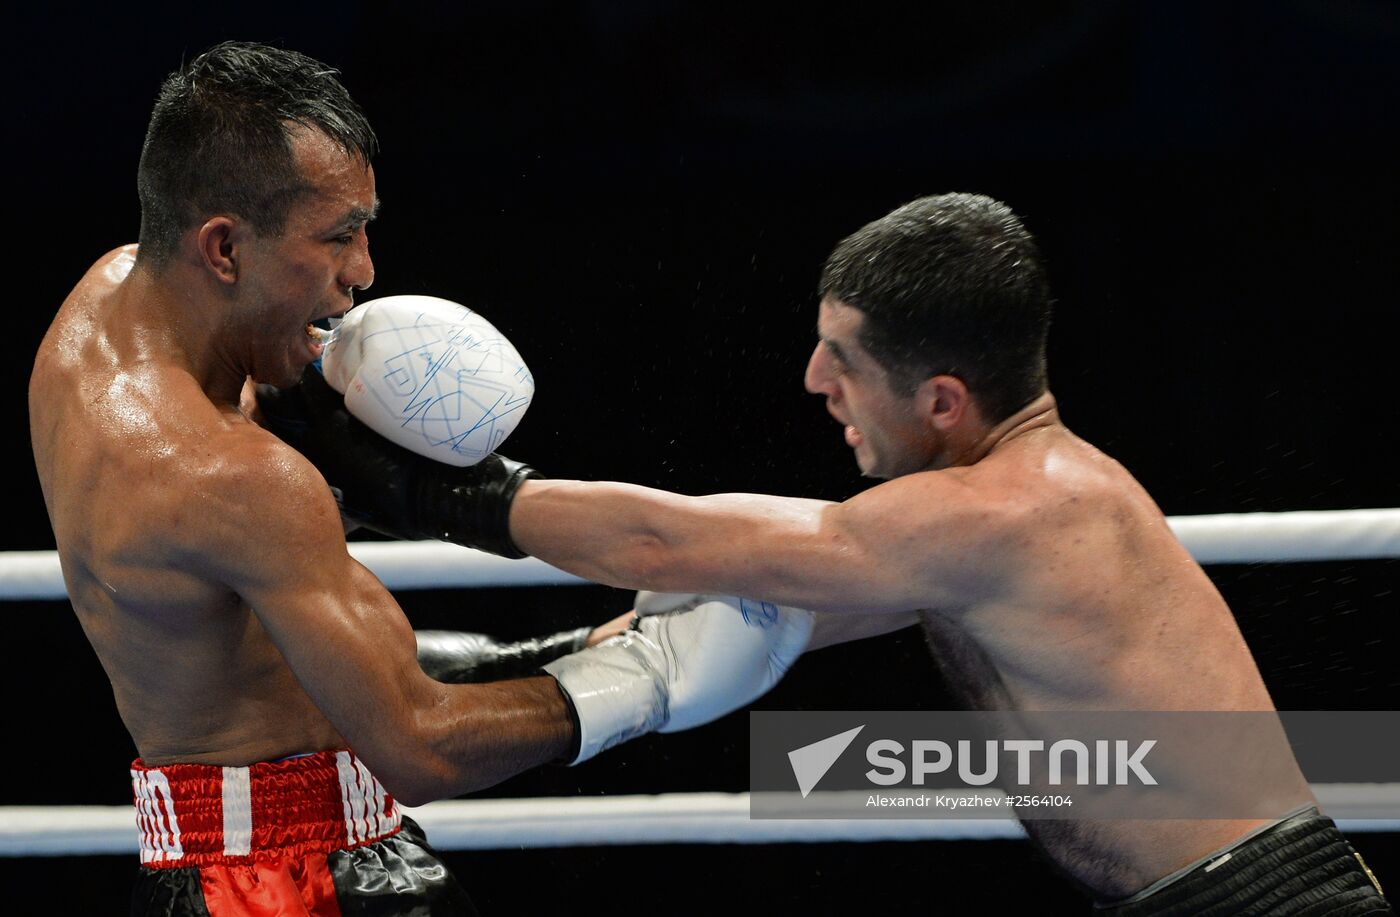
[5,1,1398,913]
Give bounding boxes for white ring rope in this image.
[2,785,1397,857]
[1,508,1398,601]
[1164,509,1400,564]
[2,508,1395,856]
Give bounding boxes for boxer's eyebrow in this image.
[335,198,381,229]
[823,338,850,366]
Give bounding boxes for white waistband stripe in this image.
[220,766,252,857]
[132,768,182,865]
[336,751,400,844]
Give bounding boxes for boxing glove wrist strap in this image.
[417,627,593,683]
[409,456,540,559]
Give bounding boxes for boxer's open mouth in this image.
[306,314,346,345]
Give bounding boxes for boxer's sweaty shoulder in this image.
[921,423,1270,712]
[31,248,343,762]
[35,248,252,608]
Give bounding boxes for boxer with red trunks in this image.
[30,41,813,915]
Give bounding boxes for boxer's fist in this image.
[543,595,814,764]
[322,295,534,467]
[256,367,538,558]
[630,593,811,733]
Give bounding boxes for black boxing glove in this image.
[256,367,538,558]
[415,627,593,683]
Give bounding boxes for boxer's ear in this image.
[919,374,970,432]
[197,216,241,284]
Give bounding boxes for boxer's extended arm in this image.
[253,291,999,615]
[509,476,1004,616]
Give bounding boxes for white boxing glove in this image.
[542,594,814,764]
[320,294,534,467]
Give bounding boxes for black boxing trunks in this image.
[1095,806,1390,915]
[128,750,476,916]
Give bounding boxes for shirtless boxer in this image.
[29,41,811,916]
[273,193,1391,914]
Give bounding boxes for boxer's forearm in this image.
[510,478,836,598]
[392,676,575,804]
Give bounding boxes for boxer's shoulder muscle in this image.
[963,425,1156,538]
[47,371,328,612]
[87,244,139,284]
[831,429,1154,612]
[164,419,347,588]
[844,469,1027,566]
[43,245,139,344]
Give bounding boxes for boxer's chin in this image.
[854,443,901,480]
[254,361,311,392]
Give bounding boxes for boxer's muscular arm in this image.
[510,474,1009,616]
[202,434,572,805]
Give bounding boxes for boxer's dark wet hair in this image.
[819,192,1053,423]
[136,41,378,269]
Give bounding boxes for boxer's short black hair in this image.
[819,193,1053,423]
[136,41,378,269]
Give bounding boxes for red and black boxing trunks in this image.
[129,750,476,916]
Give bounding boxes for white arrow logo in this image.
[787,725,865,797]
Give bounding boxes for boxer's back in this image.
[30,247,342,765]
[916,422,1315,896]
[928,425,1276,712]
